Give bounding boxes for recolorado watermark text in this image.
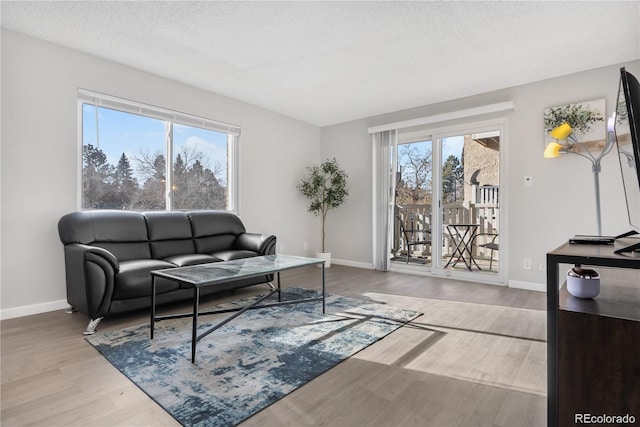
[575,413,636,424]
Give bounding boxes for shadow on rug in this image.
[86,288,421,427]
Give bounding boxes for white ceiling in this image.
[2,1,640,126]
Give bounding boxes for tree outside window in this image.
[442,154,464,203]
[81,103,232,211]
[396,142,432,206]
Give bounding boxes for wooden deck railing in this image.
[471,185,499,206]
[394,203,499,260]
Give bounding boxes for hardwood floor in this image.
[1,265,546,426]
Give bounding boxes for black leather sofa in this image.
[58,210,276,334]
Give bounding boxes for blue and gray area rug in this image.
[86,288,421,427]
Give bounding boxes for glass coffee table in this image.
[150,254,326,362]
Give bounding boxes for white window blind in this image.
[77,89,241,136]
[367,101,515,134]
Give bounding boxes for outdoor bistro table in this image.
[444,224,481,271]
[150,254,326,362]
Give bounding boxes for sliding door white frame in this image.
[390,117,510,286]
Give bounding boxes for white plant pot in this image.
[567,267,600,299]
[316,252,331,268]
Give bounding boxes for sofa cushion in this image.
[210,250,261,262]
[58,210,151,261]
[163,254,220,267]
[189,210,246,236]
[145,211,197,259]
[94,242,151,262]
[190,211,246,254]
[194,235,237,254]
[114,259,178,299]
[92,211,148,242]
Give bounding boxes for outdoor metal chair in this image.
[397,216,431,264]
[472,233,499,270]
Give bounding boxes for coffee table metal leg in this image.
[150,276,156,339]
[321,263,326,314]
[277,272,282,302]
[192,287,200,363]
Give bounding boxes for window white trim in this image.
[165,122,174,210]
[367,101,515,134]
[77,89,241,136]
[228,134,240,214]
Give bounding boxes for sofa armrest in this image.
[63,243,119,319]
[234,233,277,255]
[81,244,120,270]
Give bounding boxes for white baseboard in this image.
[0,299,68,320]
[0,260,373,320]
[330,258,373,269]
[0,275,542,320]
[508,280,546,292]
[332,260,547,294]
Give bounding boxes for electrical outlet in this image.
[523,258,532,270]
[279,244,285,254]
[524,175,533,187]
[538,263,546,272]
[303,242,308,250]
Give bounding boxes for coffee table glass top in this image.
[151,254,325,287]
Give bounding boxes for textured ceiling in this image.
[2,1,640,126]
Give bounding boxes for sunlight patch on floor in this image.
[352,293,547,397]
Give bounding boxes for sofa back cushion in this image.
[144,211,196,259]
[189,210,246,254]
[58,210,151,261]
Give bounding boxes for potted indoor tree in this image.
[297,158,349,267]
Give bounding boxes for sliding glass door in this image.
[389,120,505,283]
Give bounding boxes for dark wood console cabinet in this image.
[547,239,640,426]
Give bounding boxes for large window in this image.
[78,90,239,212]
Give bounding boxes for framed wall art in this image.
[544,98,606,152]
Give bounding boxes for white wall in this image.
[2,28,638,316]
[320,121,373,267]
[0,30,321,317]
[321,60,640,288]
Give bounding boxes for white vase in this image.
[316,252,331,268]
